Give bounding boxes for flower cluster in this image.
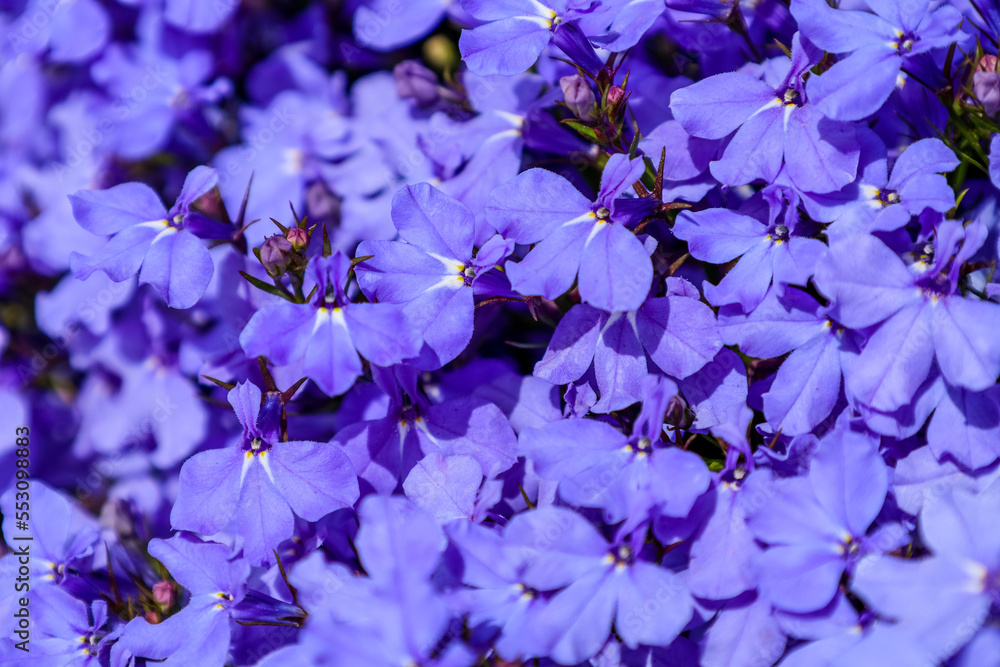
[3,0,1000,665]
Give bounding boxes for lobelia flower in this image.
[90,43,232,161]
[790,0,962,121]
[486,153,657,313]
[69,166,224,310]
[672,197,826,311]
[115,0,239,34]
[841,485,1000,663]
[171,381,359,565]
[334,365,518,494]
[418,71,585,221]
[719,287,861,436]
[458,1,600,76]
[240,251,422,396]
[747,416,890,613]
[671,33,860,194]
[213,73,382,251]
[663,0,737,20]
[354,0,458,51]
[814,222,1000,412]
[698,592,788,667]
[582,0,667,53]
[0,481,100,594]
[677,466,765,602]
[459,0,659,76]
[117,534,250,666]
[503,506,694,664]
[445,519,560,662]
[0,585,114,666]
[990,134,1000,192]
[355,183,514,370]
[257,496,454,667]
[800,131,959,242]
[520,375,711,532]
[534,276,722,412]
[2,0,110,63]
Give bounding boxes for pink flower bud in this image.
[286,227,309,251]
[606,85,626,106]
[153,582,175,608]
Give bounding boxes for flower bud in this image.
[560,75,597,120]
[260,235,292,276]
[975,55,1000,117]
[606,85,626,107]
[394,60,441,107]
[286,227,309,251]
[153,582,175,609]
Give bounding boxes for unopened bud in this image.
[975,55,1000,117]
[606,85,626,106]
[394,61,441,107]
[560,75,597,120]
[260,235,292,276]
[665,395,687,427]
[153,582,175,608]
[286,227,309,251]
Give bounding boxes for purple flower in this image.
[334,366,518,494]
[258,496,453,667]
[843,485,1000,661]
[673,204,826,311]
[355,184,514,370]
[815,223,1000,412]
[927,383,1000,471]
[791,0,962,120]
[458,1,595,76]
[69,166,222,309]
[171,381,359,565]
[354,0,453,52]
[2,0,110,63]
[748,417,889,613]
[487,154,657,313]
[162,0,238,34]
[671,33,860,194]
[521,375,710,529]
[91,45,230,160]
[0,481,100,590]
[720,287,859,436]
[502,506,694,663]
[1,585,112,665]
[800,132,959,241]
[535,277,722,412]
[240,251,422,396]
[118,534,250,666]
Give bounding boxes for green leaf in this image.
[561,119,604,143]
[239,271,295,301]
